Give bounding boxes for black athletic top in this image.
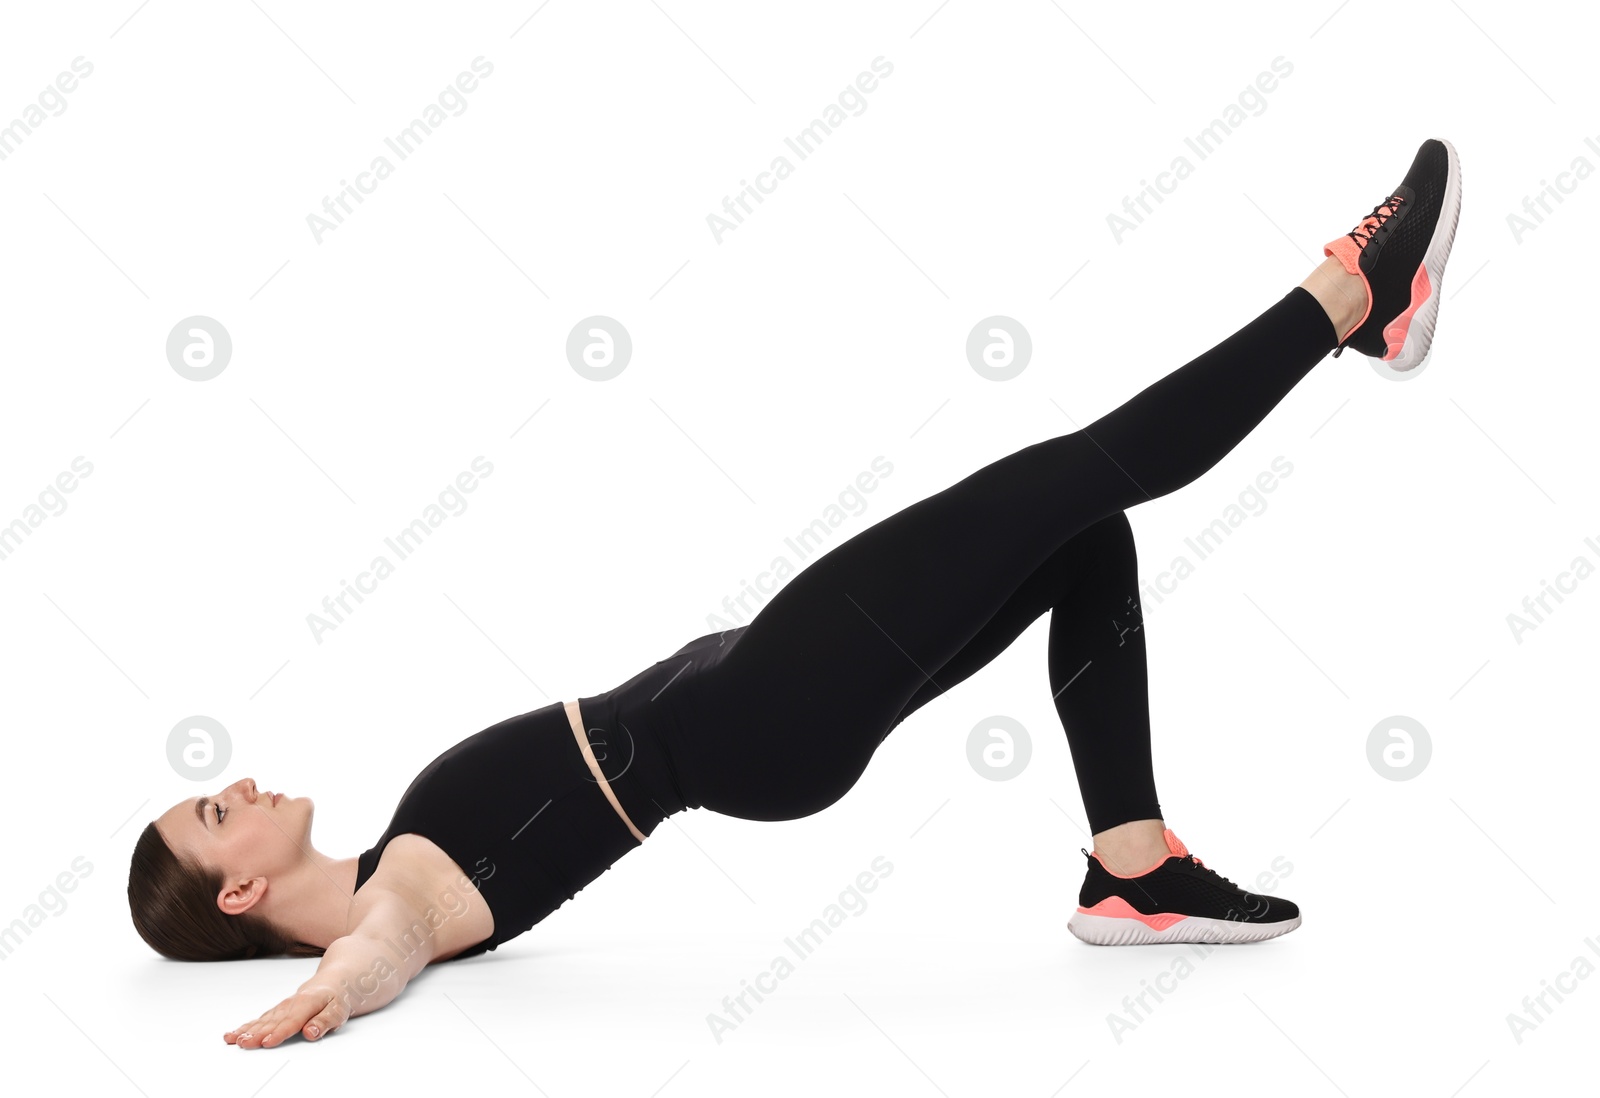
[353,628,742,960]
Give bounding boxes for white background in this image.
[1,1,1593,1095]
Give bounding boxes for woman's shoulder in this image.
[354,833,495,962]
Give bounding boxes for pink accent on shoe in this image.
[1089,828,1196,877]
[1381,264,1433,361]
[1322,235,1373,341]
[1323,234,1364,276]
[1089,850,1166,878]
[1076,895,1188,931]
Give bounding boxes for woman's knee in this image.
[1077,510,1137,564]
[1035,511,1138,600]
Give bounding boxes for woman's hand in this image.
[219,890,450,1049]
[224,981,349,1049]
[217,877,473,1049]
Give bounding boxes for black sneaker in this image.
[1067,829,1301,945]
[1324,137,1463,372]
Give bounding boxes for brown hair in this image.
[127,822,325,961]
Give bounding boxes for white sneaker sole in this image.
[1383,137,1463,374]
[1068,911,1302,946]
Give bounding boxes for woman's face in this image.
[154,778,316,914]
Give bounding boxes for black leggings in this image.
[669,287,1339,832]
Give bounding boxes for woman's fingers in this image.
[230,1024,272,1049]
[256,1015,306,1048]
[224,990,337,1048]
[302,996,349,1041]
[224,1020,266,1048]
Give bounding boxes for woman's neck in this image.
[263,851,362,949]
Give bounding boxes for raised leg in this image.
[677,286,1339,821]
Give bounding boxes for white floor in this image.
[2,2,1594,1095]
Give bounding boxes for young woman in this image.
[128,138,1462,1049]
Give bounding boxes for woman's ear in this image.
[217,876,267,916]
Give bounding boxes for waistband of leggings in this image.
[569,692,688,835]
[564,699,647,842]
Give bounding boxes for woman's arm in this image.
[223,890,440,1049]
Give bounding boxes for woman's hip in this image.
[667,661,888,822]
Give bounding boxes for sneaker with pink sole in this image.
[1068,829,1301,946]
[1326,137,1463,373]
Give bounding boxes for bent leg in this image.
[885,512,1160,832]
[683,287,1336,820]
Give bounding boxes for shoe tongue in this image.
[1162,829,1189,858]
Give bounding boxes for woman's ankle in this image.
[1299,256,1369,343]
[1091,818,1171,876]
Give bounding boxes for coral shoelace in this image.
[1347,194,1406,248]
